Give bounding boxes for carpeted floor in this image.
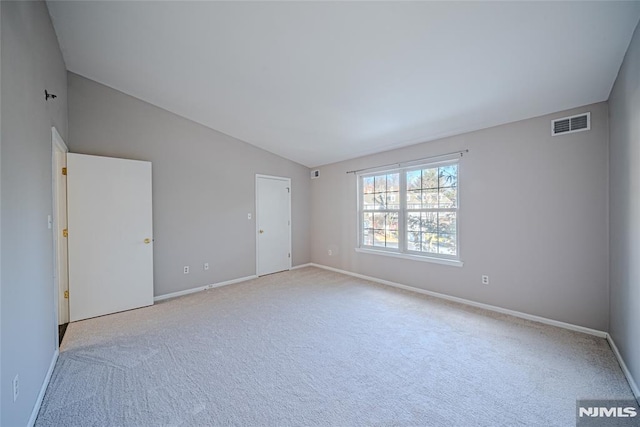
[36,267,634,426]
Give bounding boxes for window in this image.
[358,160,460,264]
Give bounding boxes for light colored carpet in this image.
[36,267,633,426]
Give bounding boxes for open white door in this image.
[256,175,291,276]
[67,154,154,322]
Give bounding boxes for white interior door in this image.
[256,175,291,276]
[67,154,154,322]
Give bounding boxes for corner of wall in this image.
[607,14,640,403]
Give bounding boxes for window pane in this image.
[422,168,438,189]
[423,189,438,208]
[407,212,421,231]
[362,176,375,194]
[404,212,458,255]
[387,173,400,192]
[373,212,386,229]
[365,213,400,249]
[363,193,375,210]
[373,230,386,247]
[423,212,438,233]
[362,212,373,229]
[407,231,420,251]
[438,212,456,235]
[422,233,438,253]
[386,192,399,210]
[373,193,386,210]
[439,164,458,188]
[374,175,387,193]
[438,234,457,255]
[386,230,399,248]
[439,188,457,208]
[407,170,421,190]
[407,212,439,234]
[385,216,398,249]
[407,190,422,209]
[363,229,373,246]
[387,212,398,231]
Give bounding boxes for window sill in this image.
[355,247,464,267]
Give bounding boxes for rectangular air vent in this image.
[552,112,590,136]
[311,170,320,179]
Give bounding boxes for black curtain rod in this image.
[345,149,469,174]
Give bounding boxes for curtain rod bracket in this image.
[45,90,57,101]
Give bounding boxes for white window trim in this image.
[355,247,464,267]
[356,158,462,266]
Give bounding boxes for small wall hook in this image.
[45,90,57,101]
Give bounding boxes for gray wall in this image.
[1,1,68,425]
[609,20,640,398]
[67,73,311,297]
[311,102,609,331]
[0,0,3,414]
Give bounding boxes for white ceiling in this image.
[47,1,640,167]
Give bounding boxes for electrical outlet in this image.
[183,266,190,274]
[482,275,489,285]
[204,263,209,271]
[13,374,19,402]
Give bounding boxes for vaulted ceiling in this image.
[47,1,640,167]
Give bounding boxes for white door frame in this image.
[51,127,68,343]
[255,174,292,276]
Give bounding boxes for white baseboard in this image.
[154,264,313,301]
[290,263,313,270]
[28,349,59,427]
[606,334,640,400]
[154,275,257,302]
[154,284,210,302]
[308,263,608,338]
[207,275,257,290]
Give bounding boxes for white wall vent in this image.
[552,112,590,136]
[311,170,320,179]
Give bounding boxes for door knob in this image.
[259,230,264,234]
[144,238,152,244]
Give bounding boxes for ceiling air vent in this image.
[552,112,590,136]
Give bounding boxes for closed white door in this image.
[256,175,291,276]
[67,154,154,322]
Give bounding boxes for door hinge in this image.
[288,253,291,258]
[64,290,69,299]
[62,229,68,237]
[286,187,290,193]
[62,167,67,176]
